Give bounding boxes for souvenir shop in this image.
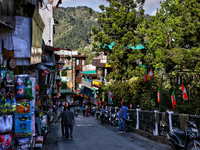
[0,63,58,150]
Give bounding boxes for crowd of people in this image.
[54,101,128,139]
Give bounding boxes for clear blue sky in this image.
[59,0,161,15]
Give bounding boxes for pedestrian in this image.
[91,106,96,117]
[85,105,90,117]
[82,105,85,116]
[55,106,66,138]
[56,106,75,139]
[96,106,100,119]
[118,102,127,133]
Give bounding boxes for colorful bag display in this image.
[0,116,6,133]
[24,77,33,99]
[13,137,31,150]
[7,97,16,112]
[0,134,13,150]
[15,114,32,137]
[5,115,13,133]
[16,77,25,99]
[15,102,31,114]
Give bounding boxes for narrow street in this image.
[42,110,171,150]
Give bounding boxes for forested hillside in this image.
[54,6,99,50]
[53,6,151,64]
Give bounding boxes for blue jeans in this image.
[65,125,73,138]
[118,119,126,131]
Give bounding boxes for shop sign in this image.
[90,98,97,105]
[94,80,102,86]
[8,58,17,69]
[83,94,89,99]
[72,58,75,89]
[61,77,71,81]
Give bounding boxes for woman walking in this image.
[85,106,90,117]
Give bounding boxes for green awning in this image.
[98,42,147,50]
[81,70,96,74]
[59,89,72,94]
[91,87,99,91]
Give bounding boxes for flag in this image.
[171,90,176,110]
[129,103,132,108]
[121,97,124,104]
[149,68,154,79]
[144,71,148,82]
[157,88,160,103]
[41,70,48,76]
[182,84,188,100]
[56,0,62,8]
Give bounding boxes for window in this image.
[76,70,80,77]
[82,59,85,65]
[76,59,80,65]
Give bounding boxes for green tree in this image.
[90,0,146,81]
[137,0,200,113]
[137,0,200,72]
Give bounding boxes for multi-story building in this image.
[54,49,88,103]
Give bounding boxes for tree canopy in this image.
[90,0,147,81]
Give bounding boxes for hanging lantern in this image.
[58,81,61,86]
[35,84,39,91]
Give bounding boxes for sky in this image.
[58,0,162,16]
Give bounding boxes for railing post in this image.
[153,110,159,136]
[136,109,141,129]
[167,111,174,132]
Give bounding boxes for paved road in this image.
[42,111,171,150]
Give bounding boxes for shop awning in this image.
[81,70,96,74]
[91,87,99,91]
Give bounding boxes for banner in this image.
[108,91,113,105]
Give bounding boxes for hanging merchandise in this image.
[13,137,32,150]
[0,97,8,113]
[16,77,25,99]
[5,115,13,133]
[35,84,39,92]
[5,70,14,84]
[16,102,31,114]
[14,114,32,137]
[7,90,16,112]
[24,77,34,99]
[1,80,6,96]
[0,134,13,150]
[0,116,6,133]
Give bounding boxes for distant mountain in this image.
[53,6,151,51]
[54,6,99,50]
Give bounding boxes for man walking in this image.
[118,102,127,133]
[56,106,75,139]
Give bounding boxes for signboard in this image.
[83,94,89,100]
[108,91,114,105]
[94,80,102,86]
[72,58,75,89]
[61,77,71,81]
